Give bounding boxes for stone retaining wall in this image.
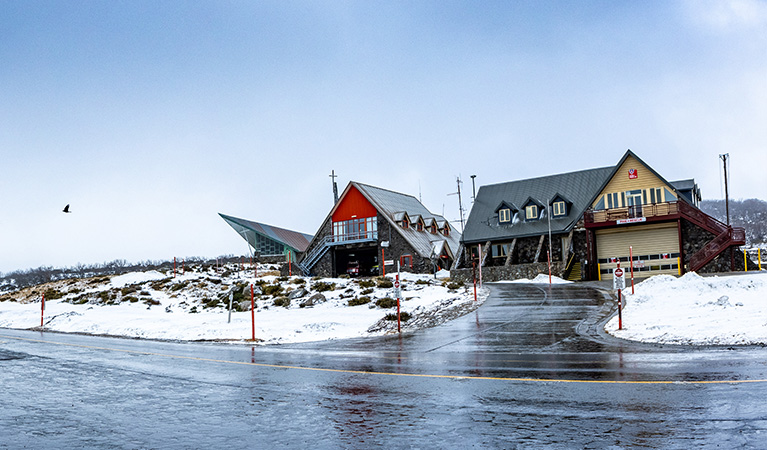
[450,262,565,283]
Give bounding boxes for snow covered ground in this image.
[606,271,767,345]
[0,265,487,344]
[3,263,765,346]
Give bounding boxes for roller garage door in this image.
[596,222,680,280]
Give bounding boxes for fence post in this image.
[744,249,748,272]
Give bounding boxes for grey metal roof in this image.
[219,213,313,253]
[352,182,463,259]
[671,179,696,191]
[462,167,614,244]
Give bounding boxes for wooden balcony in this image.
[585,202,679,227]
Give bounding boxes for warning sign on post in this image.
[613,267,625,290]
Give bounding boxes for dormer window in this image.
[416,221,423,231]
[430,224,437,234]
[442,226,450,237]
[549,194,571,218]
[553,201,566,217]
[402,217,409,229]
[494,201,518,225]
[525,205,538,221]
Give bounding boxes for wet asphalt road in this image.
[1,283,766,449]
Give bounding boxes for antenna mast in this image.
[447,176,466,232]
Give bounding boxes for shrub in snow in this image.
[273,297,290,308]
[262,284,283,296]
[375,297,397,308]
[43,288,64,300]
[290,278,306,284]
[445,281,463,290]
[348,297,371,307]
[121,285,139,296]
[357,280,376,288]
[312,281,335,292]
[384,312,410,322]
[204,298,221,309]
[376,279,393,289]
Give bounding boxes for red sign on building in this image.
[628,168,638,179]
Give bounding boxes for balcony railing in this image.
[331,231,378,244]
[585,201,679,225]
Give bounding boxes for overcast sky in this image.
[2,1,766,273]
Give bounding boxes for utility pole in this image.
[720,154,730,225]
[330,170,339,204]
[720,154,734,271]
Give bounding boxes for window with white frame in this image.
[499,208,511,223]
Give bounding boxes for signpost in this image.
[613,262,625,330]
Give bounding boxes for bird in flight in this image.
[63,204,71,213]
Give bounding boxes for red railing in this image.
[676,201,728,235]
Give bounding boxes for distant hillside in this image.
[700,198,767,247]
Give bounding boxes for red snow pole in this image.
[617,261,623,330]
[381,248,386,276]
[548,250,552,285]
[173,257,177,277]
[41,292,45,328]
[288,251,292,276]
[472,261,477,302]
[618,288,623,330]
[395,272,401,333]
[629,246,635,294]
[250,284,256,341]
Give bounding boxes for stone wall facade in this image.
[680,219,754,273]
[451,262,565,283]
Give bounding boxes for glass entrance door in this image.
[626,190,643,218]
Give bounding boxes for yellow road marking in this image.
[3,333,766,385]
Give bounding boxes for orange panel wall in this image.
[332,186,377,222]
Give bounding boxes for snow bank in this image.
[110,270,167,287]
[606,271,767,345]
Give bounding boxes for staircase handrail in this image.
[689,228,733,272]
[677,201,728,235]
[301,235,334,268]
[562,252,577,280]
